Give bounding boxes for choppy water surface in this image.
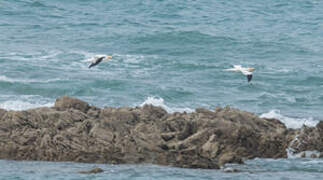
[1,0,323,179]
[1,159,323,180]
[1,0,323,121]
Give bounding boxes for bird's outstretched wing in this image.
[225,65,243,72]
[233,65,242,69]
[88,56,104,68]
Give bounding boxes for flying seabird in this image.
[225,65,255,82]
[87,55,112,68]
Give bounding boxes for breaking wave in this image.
[0,75,64,83]
[140,96,194,113]
[0,95,54,111]
[0,100,53,111]
[260,110,320,129]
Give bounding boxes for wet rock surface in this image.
[288,121,323,154]
[0,96,321,169]
[79,167,104,174]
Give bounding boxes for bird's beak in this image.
[106,56,112,59]
[249,67,255,72]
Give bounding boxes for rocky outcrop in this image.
[289,121,323,154]
[0,96,321,169]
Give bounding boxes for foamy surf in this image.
[0,95,54,111]
[111,53,158,64]
[289,150,321,158]
[0,75,65,83]
[286,132,321,158]
[2,50,61,62]
[140,97,194,113]
[260,110,319,129]
[0,100,53,111]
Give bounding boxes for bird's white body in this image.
[225,65,255,82]
[225,65,252,75]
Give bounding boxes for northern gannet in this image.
[87,55,112,68]
[225,65,255,82]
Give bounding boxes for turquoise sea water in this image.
[1,0,323,179]
[1,159,323,180]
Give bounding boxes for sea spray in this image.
[0,100,53,111]
[140,96,194,113]
[260,110,319,129]
[286,133,301,158]
[286,128,321,158]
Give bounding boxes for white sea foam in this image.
[286,134,301,158]
[114,54,146,64]
[286,128,322,159]
[0,100,53,111]
[140,97,194,113]
[0,95,54,111]
[292,151,321,158]
[260,110,319,129]
[4,50,61,62]
[287,136,321,159]
[0,75,64,83]
[109,53,158,64]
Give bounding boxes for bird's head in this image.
[248,67,255,72]
[104,55,112,61]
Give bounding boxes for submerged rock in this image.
[0,96,321,169]
[79,167,104,174]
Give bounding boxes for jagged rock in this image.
[289,123,323,154]
[79,167,103,174]
[161,132,176,141]
[0,96,322,169]
[317,121,323,131]
[310,153,318,158]
[218,152,243,166]
[54,96,90,113]
[0,108,6,118]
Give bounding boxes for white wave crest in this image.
[3,50,61,62]
[0,100,53,111]
[260,110,319,129]
[140,97,194,113]
[113,54,146,64]
[0,75,64,83]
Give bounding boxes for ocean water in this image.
[1,0,323,179]
[1,159,323,180]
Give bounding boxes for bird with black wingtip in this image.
[87,55,112,68]
[225,65,255,82]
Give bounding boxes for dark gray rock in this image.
[79,167,104,174]
[0,96,321,169]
